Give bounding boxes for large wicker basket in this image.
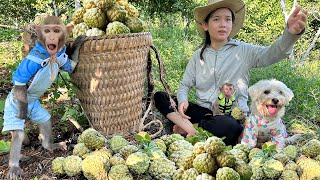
[70,33,153,136]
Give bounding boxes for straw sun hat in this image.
[194,0,246,38]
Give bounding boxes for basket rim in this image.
[68,32,152,43]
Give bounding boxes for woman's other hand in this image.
[287,6,308,35]
[178,101,191,119]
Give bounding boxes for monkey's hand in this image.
[67,35,87,70]
[14,85,28,119]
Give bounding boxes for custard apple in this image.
[234,159,252,180]
[168,139,193,155]
[273,153,290,165]
[248,148,262,160]
[115,0,128,7]
[284,160,298,171]
[83,8,106,28]
[108,164,133,180]
[119,144,139,159]
[231,106,244,120]
[283,145,298,160]
[262,159,284,179]
[110,153,126,166]
[150,148,167,160]
[279,170,299,180]
[82,154,110,180]
[148,157,177,179]
[63,155,82,176]
[216,167,240,180]
[106,4,127,22]
[233,143,250,155]
[193,141,206,156]
[124,4,139,18]
[73,143,91,158]
[72,22,90,38]
[251,166,265,180]
[169,150,193,169]
[72,8,85,24]
[182,168,199,180]
[193,153,217,174]
[196,173,215,180]
[216,151,236,168]
[83,0,113,9]
[153,138,167,153]
[296,157,320,179]
[109,135,129,153]
[106,21,130,35]
[126,151,150,174]
[301,139,320,158]
[89,147,113,159]
[204,136,226,156]
[77,128,106,150]
[51,157,65,176]
[124,17,143,33]
[86,28,105,36]
[229,149,248,163]
[160,134,185,146]
[173,168,185,180]
[248,157,265,168]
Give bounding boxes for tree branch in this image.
[300,27,320,62]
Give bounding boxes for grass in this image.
[0,19,319,135]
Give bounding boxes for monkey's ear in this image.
[66,22,74,35]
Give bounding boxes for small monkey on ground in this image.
[2,16,86,179]
[212,83,236,116]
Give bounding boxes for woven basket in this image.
[70,33,153,136]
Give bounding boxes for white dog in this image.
[241,79,295,150]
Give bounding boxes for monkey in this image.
[2,16,86,179]
[212,83,236,116]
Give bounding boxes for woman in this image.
[154,0,307,145]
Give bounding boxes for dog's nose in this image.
[272,98,279,104]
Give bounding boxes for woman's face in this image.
[202,8,233,43]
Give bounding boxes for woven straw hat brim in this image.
[194,0,245,38]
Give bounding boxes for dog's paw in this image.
[286,134,303,144]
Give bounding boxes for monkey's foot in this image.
[7,166,23,180]
[46,142,68,153]
[57,142,68,151]
[173,125,188,136]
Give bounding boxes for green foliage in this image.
[0,28,19,42]
[135,132,159,157]
[0,140,11,154]
[0,0,37,26]
[185,126,213,145]
[132,0,205,20]
[254,142,277,160]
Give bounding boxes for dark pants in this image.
[154,91,243,146]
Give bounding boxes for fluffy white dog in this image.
[241,79,295,150]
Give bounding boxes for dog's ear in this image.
[283,85,294,103]
[248,84,259,102]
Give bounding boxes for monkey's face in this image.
[222,85,234,98]
[40,24,67,55]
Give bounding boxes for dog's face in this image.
[249,79,294,120]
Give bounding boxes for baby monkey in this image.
[2,16,86,179]
[212,83,236,116]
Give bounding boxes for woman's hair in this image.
[200,8,235,61]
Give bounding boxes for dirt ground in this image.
[0,65,171,180]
